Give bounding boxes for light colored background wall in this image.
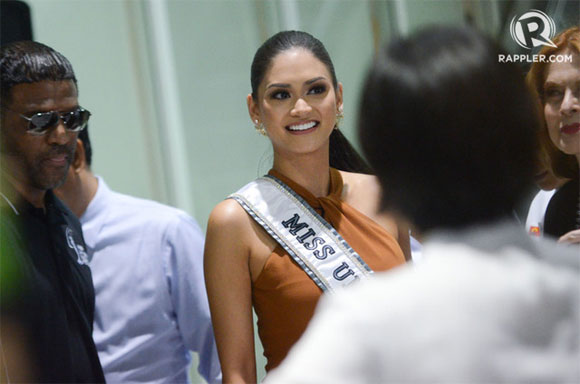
[25,0,469,232]
[22,0,574,382]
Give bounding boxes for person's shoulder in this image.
[339,170,381,197]
[338,170,380,193]
[338,170,378,187]
[424,238,579,306]
[207,198,250,231]
[107,189,191,221]
[333,238,575,316]
[205,199,256,254]
[337,170,384,217]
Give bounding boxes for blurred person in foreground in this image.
[526,26,580,244]
[0,41,104,382]
[55,127,222,383]
[266,26,579,383]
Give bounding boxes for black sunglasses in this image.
[1,105,91,136]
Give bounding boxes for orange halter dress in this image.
[251,168,406,371]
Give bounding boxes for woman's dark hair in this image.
[251,30,371,174]
[526,26,580,180]
[359,26,540,232]
[0,40,77,104]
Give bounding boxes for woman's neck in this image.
[272,148,331,198]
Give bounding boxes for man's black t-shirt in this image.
[0,186,104,383]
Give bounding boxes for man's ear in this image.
[71,138,86,174]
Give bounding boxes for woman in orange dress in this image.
[204,31,410,383]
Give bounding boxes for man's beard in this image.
[2,142,77,192]
[29,143,76,190]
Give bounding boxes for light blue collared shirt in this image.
[81,176,221,383]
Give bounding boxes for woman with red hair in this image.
[526,26,580,244]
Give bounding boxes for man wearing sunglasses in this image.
[0,41,104,382]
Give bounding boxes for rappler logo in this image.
[510,9,557,49]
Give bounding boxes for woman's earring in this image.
[254,120,267,136]
[335,107,344,130]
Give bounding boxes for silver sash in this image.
[229,175,373,293]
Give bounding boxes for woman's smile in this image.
[286,120,319,134]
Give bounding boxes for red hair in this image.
[526,26,580,179]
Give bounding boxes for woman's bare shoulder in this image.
[338,170,382,204]
[337,170,401,239]
[205,199,257,265]
[208,199,252,232]
[207,197,278,280]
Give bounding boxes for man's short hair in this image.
[0,40,77,104]
[358,26,539,232]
